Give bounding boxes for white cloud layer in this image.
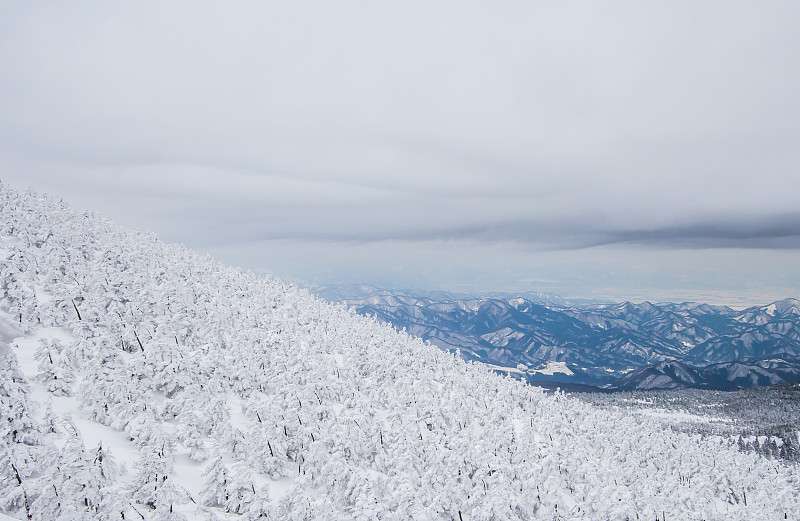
[2,1,799,304]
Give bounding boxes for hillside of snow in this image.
[1,182,799,520]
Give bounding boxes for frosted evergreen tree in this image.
[242,485,272,521]
[40,399,61,435]
[130,449,174,510]
[0,257,25,327]
[27,479,60,521]
[35,338,73,396]
[93,486,129,521]
[223,462,257,515]
[176,409,209,462]
[87,440,126,520]
[204,397,231,441]
[0,353,41,518]
[200,456,228,509]
[25,425,76,519]
[0,444,34,519]
[90,442,120,486]
[0,352,40,446]
[28,422,116,519]
[151,476,190,521]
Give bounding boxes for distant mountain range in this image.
[312,284,800,391]
[313,283,606,308]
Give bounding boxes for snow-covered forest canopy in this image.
[1,182,798,520]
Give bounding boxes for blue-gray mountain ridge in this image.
[312,284,800,391]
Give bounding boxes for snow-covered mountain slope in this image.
[1,183,799,520]
[320,286,800,389]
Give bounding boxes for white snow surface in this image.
[0,315,20,357]
[1,183,799,520]
[530,361,574,376]
[633,408,735,424]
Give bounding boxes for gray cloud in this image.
[604,216,800,249]
[207,210,800,251]
[428,215,800,250]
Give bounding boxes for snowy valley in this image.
[2,183,799,520]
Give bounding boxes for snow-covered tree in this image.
[200,456,229,509]
[0,353,41,517]
[151,476,190,521]
[223,462,258,515]
[35,338,74,396]
[130,449,174,510]
[176,409,209,461]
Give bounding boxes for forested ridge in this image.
[1,183,798,520]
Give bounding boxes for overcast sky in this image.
[2,1,799,306]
